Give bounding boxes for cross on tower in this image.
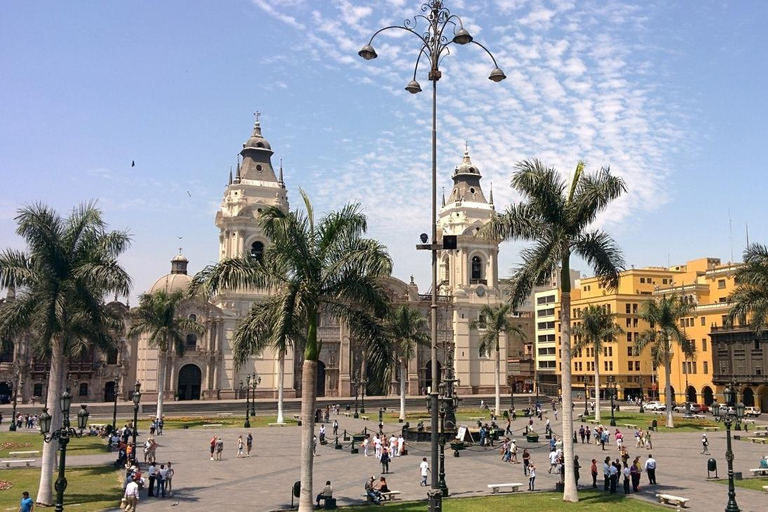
[254,111,261,124]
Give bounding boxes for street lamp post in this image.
[351,376,360,419]
[584,382,590,418]
[360,377,368,414]
[131,382,141,464]
[111,378,119,434]
[359,3,505,509]
[242,379,250,428]
[39,390,90,512]
[711,383,745,512]
[535,374,540,406]
[250,373,260,417]
[639,376,645,413]
[608,375,617,427]
[9,369,19,431]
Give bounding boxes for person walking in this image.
[528,463,536,491]
[165,462,174,497]
[622,464,631,494]
[209,436,216,461]
[123,475,140,512]
[523,449,531,476]
[215,437,224,461]
[585,426,591,444]
[19,491,34,512]
[237,435,245,458]
[574,455,581,487]
[147,461,157,497]
[381,447,390,474]
[603,456,611,492]
[630,456,641,492]
[246,433,253,457]
[590,459,598,488]
[701,434,710,455]
[333,420,338,437]
[419,457,430,486]
[644,454,657,485]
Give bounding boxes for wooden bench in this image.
[216,412,234,417]
[8,450,40,458]
[360,416,370,421]
[749,468,768,476]
[588,419,599,425]
[749,438,768,444]
[624,424,637,429]
[656,493,689,507]
[2,459,35,468]
[202,424,223,428]
[762,485,768,492]
[487,483,523,494]
[755,425,768,431]
[293,414,301,420]
[379,491,401,501]
[343,412,351,417]
[268,423,287,427]
[469,416,484,421]
[703,426,720,432]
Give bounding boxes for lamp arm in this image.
[470,40,503,68]
[366,25,430,52]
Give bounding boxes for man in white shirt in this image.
[147,462,157,497]
[419,457,430,486]
[644,454,657,484]
[548,448,559,473]
[124,476,140,512]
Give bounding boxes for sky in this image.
[1,0,767,303]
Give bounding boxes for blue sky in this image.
[1,0,767,302]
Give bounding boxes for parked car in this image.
[645,401,666,411]
[745,406,762,417]
[673,402,702,413]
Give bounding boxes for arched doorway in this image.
[104,381,116,402]
[702,386,714,406]
[742,386,755,407]
[425,360,442,393]
[686,386,697,403]
[316,361,326,397]
[0,382,10,403]
[177,364,202,400]
[757,385,768,412]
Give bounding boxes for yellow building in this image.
[655,257,740,406]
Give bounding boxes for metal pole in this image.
[54,407,70,512]
[244,378,251,428]
[353,379,359,419]
[438,405,447,496]
[9,381,17,431]
[112,380,119,433]
[584,383,589,418]
[724,418,740,512]
[361,379,366,414]
[132,403,139,464]
[610,382,616,427]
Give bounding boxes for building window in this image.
[33,384,43,397]
[718,279,726,289]
[692,362,697,374]
[106,348,118,365]
[79,383,89,397]
[186,334,197,349]
[609,361,614,371]
[0,343,14,363]
[634,361,640,371]
[701,316,705,326]
[628,362,633,372]
[640,277,645,283]
[189,314,197,321]
[702,339,707,352]
[608,346,613,356]
[471,256,483,280]
[250,241,265,262]
[604,361,609,372]
[703,361,709,374]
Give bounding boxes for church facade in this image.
[0,118,517,404]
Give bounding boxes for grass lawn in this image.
[711,477,768,492]
[0,465,121,512]
[340,491,666,511]
[0,432,107,458]
[578,412,718,432]
[114,415,299,431]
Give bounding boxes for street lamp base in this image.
[9,424,16,432]
[360,408,365,414]
[610,419,617,427]
[428,489,442,512]
[244,420,251,428]
[353,413,359,419]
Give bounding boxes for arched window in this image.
[186,334,197,349]
[79,382,89,396]
[106,347,118,365]
[33,384,43,397]
[189,314,197,322]
[471,256,483,281]
[250,241,264,262]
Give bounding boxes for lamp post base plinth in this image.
[428,489,443,512]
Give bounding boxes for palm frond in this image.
[572,229,625,291]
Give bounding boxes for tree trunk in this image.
[560,287,578,502]
[156,351,167,420]
[298,359,317,512]
[36,337,64,505]
[665,356,674,428]
[399,358,407,422]
[594,352,601,423]
[277,350,285,424]
[494,344,501,417]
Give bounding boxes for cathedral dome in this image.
[148,273,192,294]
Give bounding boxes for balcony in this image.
[470,279,488,285]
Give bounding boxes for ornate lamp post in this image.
[111,377,120,433]
[360,376,368,414]
[608,375,617,427]
[241,379,250,428]
[351,375,360,419]
[9,367,20,431]
[359,3,505,509]
[250,373,260,417]
[711,383,745,512]
[535,373,540,405]
[639,376,645,413]
[584,382,590,418]
[131,382,141,463]
[39,390,90,512]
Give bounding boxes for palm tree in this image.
[0,203,131,506]
[571,305,624,423]
[486,160,625,502]
[728,243,768,332]
[469,303,527,416]
[636,294,693,428]
[193,190,392,512]
[127,289,205,420]
[389,305,429,422]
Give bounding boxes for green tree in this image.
[571,305,624,423]
[486,160,625,502]
[389,305,429,421]
[0,203,131,506]
[636,294,693,428]
[728,243,768,332]
[193,191,392,512]
[469,303,527,416]
[127,289,205,420]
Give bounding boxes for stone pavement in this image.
[43,411,768,511]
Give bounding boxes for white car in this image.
[745,406,762,417]
[645,401,666,411]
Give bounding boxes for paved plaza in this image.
[52,409,768,511]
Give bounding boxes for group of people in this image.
[594,453,657,494]
[121,460,175,511]
[207,433,254,460]
[361,432,405,469]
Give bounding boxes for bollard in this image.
[343,429,349,441]
[350,437,359,454]
[335,436,342,450]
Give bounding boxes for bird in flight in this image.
[131,160,135,167]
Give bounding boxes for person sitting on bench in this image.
[365,476,382,505]
[378,476,390,493]
[316,480,333,507]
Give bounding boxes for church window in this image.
[79,383,89,396]
[33,384,43,397]
[256,165,263,171]
[470,187,475,194]
[471,256,483,281]
[186,334,197,349]
[250,241,264,262]
[106,348,118,365]
[189,314,197,321]
[256,142,264,148]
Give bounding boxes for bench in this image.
[469,416,484,421]
[624,424,637,429]
[755,425,768,431]
[487,483,523,494]
[268,422,287,427]
[293,414,301,420]
[763,485,768,492]
[216,413,234,417]
[2,459,35,468]
[380,491,401,501]
[656,493,689,508]
[202,424,223,428]
[8,451,40,457]
[749,438,768,444]
[343,412,351,417]
[703,426,720,432]
[360,416,370,421]
[588,419,599,425]
[749,468,768,476]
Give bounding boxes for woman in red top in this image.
[590,458,598,488]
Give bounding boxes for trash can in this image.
[708,458,717,472]
[651,419,658,431]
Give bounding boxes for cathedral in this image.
[0,117,519,404]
